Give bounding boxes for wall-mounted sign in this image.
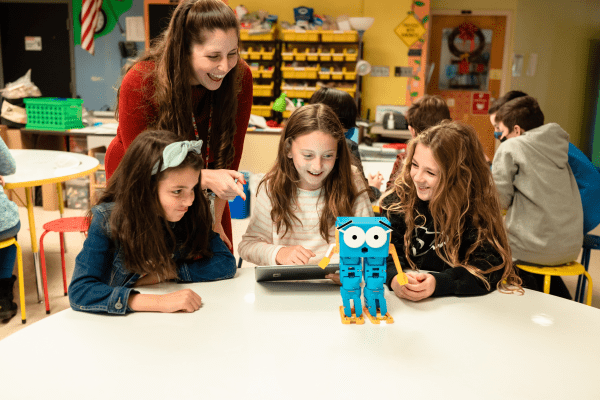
[371,66,390,77]
[472,92,490,115]
[395,14,426,48]
[25,36,42,51]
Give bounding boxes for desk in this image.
[1,268,599,399]
[370,124,412,140]
[4,150,99,302]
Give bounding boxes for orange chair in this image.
[39,217,89,314]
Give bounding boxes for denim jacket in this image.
[69,202,237,315]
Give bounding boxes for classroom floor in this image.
[1,202,599,341]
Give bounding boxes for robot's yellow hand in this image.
[389,243,408,286]
[318,257,330,269]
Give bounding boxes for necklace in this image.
[191,92,213,162]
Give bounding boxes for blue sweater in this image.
[568,143,600,233]
[0,138,19,232]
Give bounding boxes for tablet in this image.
[255,264,340,282]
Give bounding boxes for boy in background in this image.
[492,96,583,298]
[386,95,451,190]
[490,91,600,234]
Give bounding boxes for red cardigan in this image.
[106,58,253,248]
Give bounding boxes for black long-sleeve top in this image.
[383,194,505,297]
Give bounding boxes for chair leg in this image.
[584,271,593,306]
[60,232,67,296]
[543,275,551,294]
[39,231,51,314]
[14,242,26,324]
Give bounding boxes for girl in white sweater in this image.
[239,104,373,266]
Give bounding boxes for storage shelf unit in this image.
[241,27,362,120]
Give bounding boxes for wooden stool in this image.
[516,261,593,306]
[0,238,26,323]
[39,217,89,314]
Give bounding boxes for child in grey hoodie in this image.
[492,96,583,266]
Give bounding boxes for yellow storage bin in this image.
[251,103,273,117]
[330,69,344,80]
[343,67,357,80]
[240,27,276,41]
[344,48,358,62]
[318,67,332,80]
[250,65,261,79]
[281,50,294,61]
[281,29,319,42]
[253,82,274,97]
[293,48,307,61]
[337,84,357,96]
[332,51,345,62]
[240,49,249,60]
[281,64,318,79]
[261,67,275,79]
[248,48,261,60]
[261,48,275,60]
[282,110,292,118]
[320,30,359,42]
[318,48,332,61]
[306,50,319,61]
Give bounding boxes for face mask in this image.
[494,131,502,139]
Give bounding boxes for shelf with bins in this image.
[278,29,361,109]
[241,27,280,120]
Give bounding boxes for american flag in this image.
[81,0,103,55]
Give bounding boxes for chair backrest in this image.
[583,234,600,251]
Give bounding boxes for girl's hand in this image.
[391,272,436,301]
[128,289,202,313]
[367,172,384,189]
[213,221,232,250]
[276,245,316,265]
[325,272,341,285]
[0,176,5,187]
[201,169,246,200]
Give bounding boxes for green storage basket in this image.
[24,97,84,131]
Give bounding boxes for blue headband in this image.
[151,140,203,175]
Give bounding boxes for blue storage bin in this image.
[230,171,251,219]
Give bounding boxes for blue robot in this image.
[319,217,408,324]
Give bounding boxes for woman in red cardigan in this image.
[106,0,253,250]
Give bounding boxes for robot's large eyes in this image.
[343,226,365,248]
[366,226,388,248]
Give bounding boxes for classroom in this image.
[1,0,600,398]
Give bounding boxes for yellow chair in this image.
[516,261,593,306]
[0,238,26,323]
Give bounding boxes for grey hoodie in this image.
[492,123,583,265]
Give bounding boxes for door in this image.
[0,2,73,98]
[427,14,508,161]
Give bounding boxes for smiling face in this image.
[287,130,338,191]
[158,166,200,222]
[410,143,440,202]
[189,28,239,90]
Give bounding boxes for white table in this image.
[1,268,599,399]
[4,150,99,301]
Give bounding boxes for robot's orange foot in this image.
[363,307,394,324]
[339,306,365,325]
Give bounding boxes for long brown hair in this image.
[259,104,366,242]
[116,0,241,169]
[383,121,522,292]
[94,130,212,280]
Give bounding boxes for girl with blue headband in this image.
[69,130,236,315]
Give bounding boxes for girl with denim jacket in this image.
[0,136,21,321]
[69,130,236,315]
